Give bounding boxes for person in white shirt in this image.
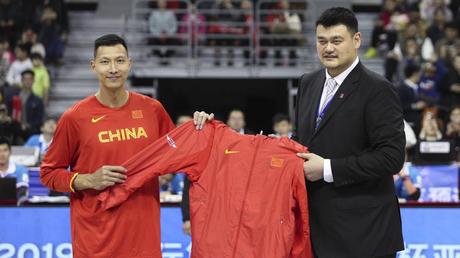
[6,44,33,87]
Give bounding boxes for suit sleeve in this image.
[181,176,191,221]
[292,73,306,142]
[98,121,215,210]
[332,81,406,186]
[290,160,313,258]
[40,111,79,192]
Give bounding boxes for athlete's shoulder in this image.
[129,91,166,110]
[60,95,97,123]
[130,91,162,104]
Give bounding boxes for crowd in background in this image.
[2,0,460,205]
[146,0,306,66]
[0,0,68,146]
[364,0,460,155]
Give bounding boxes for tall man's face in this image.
[91,44,132,91]
[316,24,361,76]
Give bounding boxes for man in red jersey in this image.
[40,34,213,258]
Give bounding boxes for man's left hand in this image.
[297,153,324,182]
[193,111,214,130]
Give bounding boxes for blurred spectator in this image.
[420,0,453,24]
[445,106,460,159]
[227,109,253,134]
[238,0,254,66]
[37,2,68,65]
[31,53,50,105]
[266,0,302,66]
[394,163,422,201]
[24,116,56,157]
[178,3,206,53]
[372,0,412,80]
[19,27,46,59]
[393,121,421,201]
[364,0,405,59]
[0,103,24,145]
[390,36,424,81]
[0,137,29,202]
[426,7,450,46]
[0,0,24,46]
[440,54,460,107]
[419,110,443,141]
[270,113,292,138]
[397,63,426,134]
[6,70,44,136]
[148,0,178,66]
[418,61,442,105]
[208,0,241,66]
[0,36,13,89]
[435,22,460,61]
[5,44,32,87]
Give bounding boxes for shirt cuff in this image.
[323,159,334,183]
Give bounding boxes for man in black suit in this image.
[294,7,405,258]
[397,63,426,135]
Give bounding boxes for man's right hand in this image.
[73,166,127,191]
[183,220,191,235]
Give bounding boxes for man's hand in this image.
[73,165,127,191]
[414,101,427,110]
[297,153,324,182]
[451,83,460,93]
[193,111,214,130]
[183,220,191,235]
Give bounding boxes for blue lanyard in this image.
[315,97,333,130]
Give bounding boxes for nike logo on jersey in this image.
[224,149,240,154]
[92,115,106,123]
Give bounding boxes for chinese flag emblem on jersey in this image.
[132,110,143,119]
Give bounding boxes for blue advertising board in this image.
[1,207,460,258]
[407,164,459,202]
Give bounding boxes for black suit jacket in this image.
[294,63,405,258]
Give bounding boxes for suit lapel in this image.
[313,63,362,136]
[304,72,325,142]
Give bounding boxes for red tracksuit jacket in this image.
[98,120,313,258]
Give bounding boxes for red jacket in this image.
[99,120,313,258]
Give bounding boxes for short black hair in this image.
[30,52,44,61]
[272,113,290,125]
[21,69,35,78]
[445,22,458,31]
[451,104,460,110]
[40,116,57,127]
[94,34,128,58]
[0,137,11,150]
[16,44,30,56]
[316,7,358,35]
[404,63,421,78]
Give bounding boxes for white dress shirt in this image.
[321,57,360,183]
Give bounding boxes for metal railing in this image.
[128,0,318,76]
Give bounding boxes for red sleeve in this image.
[290,160,313,258]
[98,120,216,210]
[40,111,79,193]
